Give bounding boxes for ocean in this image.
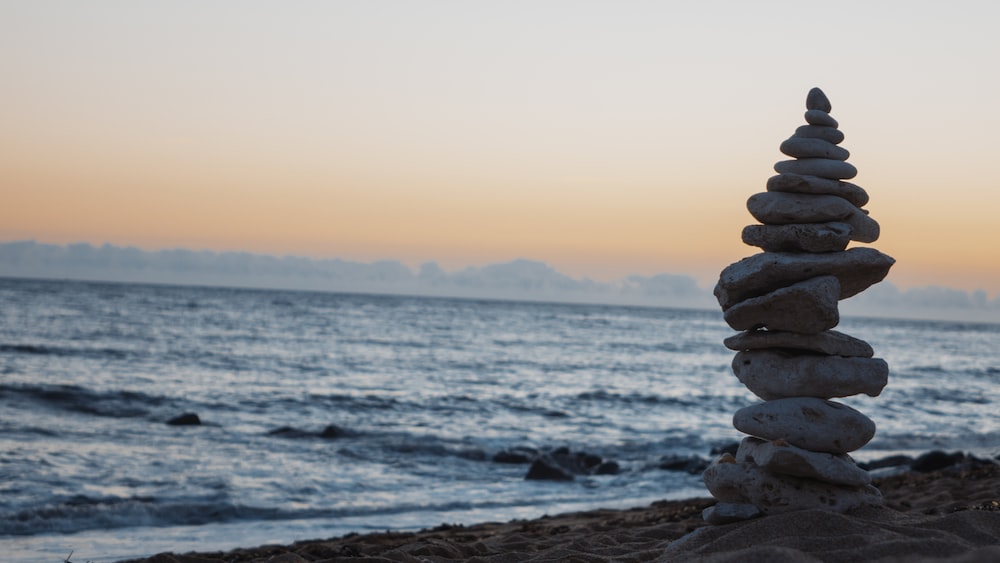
[1,277,997,561]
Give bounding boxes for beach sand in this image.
[126,462,1000,563]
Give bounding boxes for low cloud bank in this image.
[841,282,1000,323]
[0,240,713,310]
[2,240,998,322]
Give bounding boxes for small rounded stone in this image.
[780,137,850,160]
[774,159,857,180]
[806,88,832,112]
[805,109,838,128]
[767,173,869,207]
[795,125,845,144]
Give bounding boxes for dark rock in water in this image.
[550,449,610,475]
[320,424,348,439]
[167,413,201,426]
[494,447,538,464]
[659,455,710,474]
[969,454,998,467]
[269,424,350,439]
[268,426,312,438]
[857,454,914,471]
[520,447,619,478]
[595,461,620,475]
[912,450,964,473]
[711,442,740,457]
[525,456,574,481]
[577,453,603,471]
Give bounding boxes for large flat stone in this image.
[747,192,852,224]
[780,137,850,160]
[733,397,876,454]
[736,437,871,487]
[723,276,840,334]
[714,248,895,311]
[746,192,879,243]
[742,222,852,253]
[732,349,889,400]
[703,455,882,514]
[723,329,874,357]
[747,192,879,242]
[767,173,868,207]
[774,158,857,180]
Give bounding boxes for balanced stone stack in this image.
[702,88,895,525]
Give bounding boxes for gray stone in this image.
[723,329,874,357]
[733,398,876,454]
[700,453,744,503]
[795,126,845,146]
[702,502,762,524]
[806,87,832,112]
[747,192,879,243]
[780,137,850,160]
[795,125,844,145]
[723,276,840,334]
[747,192,881,242]
[767,173,869,207]
[795,124,845,144]
[845,211,879,243]
[741,222,852,253]
[703,455,882,514]
[805,109,838,127]
[732,350,889,400]
[736,437,871,487]
[774,158,857,180]
[747,192,850,224]
[714,248,895,311]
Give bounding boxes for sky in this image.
[2,1,999,296]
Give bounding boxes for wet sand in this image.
[125,462,1000,563]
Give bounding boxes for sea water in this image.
[1,277,997,561]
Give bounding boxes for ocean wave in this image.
[575,390,699,408]
[0,343,133,361]
[339,337,432,349]
[0,492,577,538]
[0,495,285,536]
[0,482,616,537]
[0,383,169,418]
[894,386,992,406]
[308,392,401,411]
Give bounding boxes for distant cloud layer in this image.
[2,240,998,323]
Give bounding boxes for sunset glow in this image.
[2,1,999,294]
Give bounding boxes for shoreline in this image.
[123,460,1000,563]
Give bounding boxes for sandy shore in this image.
[125,461,1000,563]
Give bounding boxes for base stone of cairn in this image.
[703,87,895,525]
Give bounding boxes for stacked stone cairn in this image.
[702,87,896,525]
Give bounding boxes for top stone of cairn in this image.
[806,87,832,112]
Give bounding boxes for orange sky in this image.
[2,2,999,294]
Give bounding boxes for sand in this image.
[124,462,1000,563]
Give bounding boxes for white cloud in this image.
[841,281,1000,323]
[1,240,997,323]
